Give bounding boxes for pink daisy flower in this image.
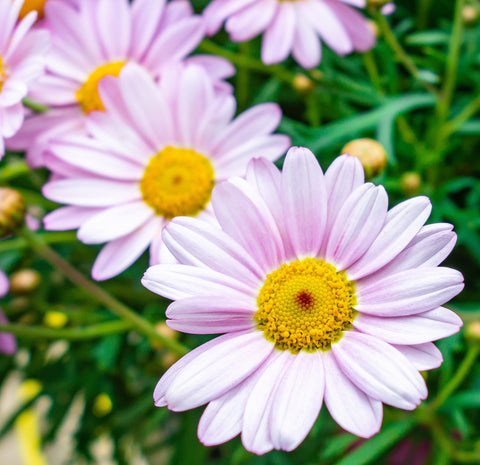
[142,147,464,454]
[42,63,290,281]
[7,0,235,167]
[204,0,379,68]
[0,271,17,355]
[0,0,49,157]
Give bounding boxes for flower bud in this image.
[292,74,315,94]
[465,321,480,342]
[400,172,422,196]
[10,269,41,295]
[0,188,26,238]
[44,311,68,329]
[341,138,387,179]
[93,393,113,417]
[462,5,479,25]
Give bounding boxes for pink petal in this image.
[393,343,443,371]
[282,147,327,258]
[291,14,321,68]
[323,351,382,437]
[356,267,464,316]
[203,0,257,35]
[353,307,463,344]
[332,331,427,410]
[43,206,103,231]
[347,197,433,280]
[270,351,325,451]
[164,330,273,411]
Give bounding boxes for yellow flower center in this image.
[18,0,48,20]
[76,61,126,114]
[255,258,357,353]
[140,146,215,219]
[0,56,7,93]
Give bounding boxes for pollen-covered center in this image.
[76,61,125,114]
[140,146,215,219]
[18,0,48,19]
[255,258,357,353]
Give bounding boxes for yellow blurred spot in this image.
[15,380,47,465]
[93,393,113,417]
[44,311,68,328]
[18,0,48,20]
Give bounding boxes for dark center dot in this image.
[295,290,315,309]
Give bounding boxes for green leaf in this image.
[333,419,416,465]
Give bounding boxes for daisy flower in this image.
[42,63,290,281]
[204,0,380,68]
[0,271,16,355]
[0,0,49,157]
[142,147,464,454]
[7,0,235,167]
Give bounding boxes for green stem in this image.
[198,39,295,84]
[417,0,434,29]
[236,42,252,110]
[22,228,189,356]
[429,344,480,411]
[0,231,77,253]
[444,92,480,135]
[371,9,439,96]
[0,320,131,340]
[362,51,383,94]
[0,160,31,182]
[437,0,466,121]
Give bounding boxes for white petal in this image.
[353,307,463,344]
[165,330,273,411]
[332,331,427,410]
[393,343,443,371]
[323,351,382,437]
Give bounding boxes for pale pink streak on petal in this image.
[165,330,273,411]
[332,331,427,410]
[292,12,321,69]
[203,0,257,35]
[353,307,463,345]
[323,351,382,438]
[43,206,102,231]
[282,147,327,258]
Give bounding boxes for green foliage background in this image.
[1,0,480,464]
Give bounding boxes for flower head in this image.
[7,0,235,166]
[42,64,290,281]
[0,0,49,156]
[204,0,379,68]
[142,147,464,454]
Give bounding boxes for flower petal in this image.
[282,147,327,258]
[164,330,273,411]
[353,307,463,345]
[323,351,382,437]
[332,331,427,410]
[393,343,443,371]
[347,197,432,280]
[356,267,464,316]
[270,351,325,451]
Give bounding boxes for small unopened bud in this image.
[93,393,113,417]
[292,74,315,94]
[400,172,422,196]
[0,188,25,238]
[367,20,380,39]
[44,311,68,328]
[153,322,179,350]
[462,5,480,25]
[465,321,480,342]
[161,352,180,370]
[341,138,387,179]
[10,269,41,295]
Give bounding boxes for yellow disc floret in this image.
[76,61,126,114]
[255,258,357,353]
[140,146,215,219]
[18,0,48,20]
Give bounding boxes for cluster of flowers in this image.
[0,0,464,456]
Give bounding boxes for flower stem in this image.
[22,228,189,356]
[444,92,480,135]
[0,160,31,182]
[371,9,439,96]
[22,98,49,114]
[0,320,131,340]
[429,344,480,411]
[0,231,77,253]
